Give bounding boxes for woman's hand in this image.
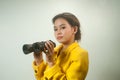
[45,40,55,67]
[33,52,43,66]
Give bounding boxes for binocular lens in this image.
[23,44,33,54]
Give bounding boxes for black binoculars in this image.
[22,40,56,54]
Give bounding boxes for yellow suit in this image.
[32,42,89,80]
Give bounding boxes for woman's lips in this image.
[57,36,63,40]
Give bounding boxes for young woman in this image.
[32,12,89,80]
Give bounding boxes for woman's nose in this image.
[57,29,61,35]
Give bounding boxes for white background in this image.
[0,0,120,80]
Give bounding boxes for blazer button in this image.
[45,77,48,80]
[34,70,37,73]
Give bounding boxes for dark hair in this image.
[52,12,81,41]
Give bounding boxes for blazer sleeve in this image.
[32,61,46,80]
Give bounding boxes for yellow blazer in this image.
[32,42,89,80]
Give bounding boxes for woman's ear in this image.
[74,26,78,34]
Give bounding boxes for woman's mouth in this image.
[57,36,63,40]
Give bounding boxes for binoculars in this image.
[22,40,56,54]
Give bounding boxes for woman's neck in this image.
[62,40,75,51]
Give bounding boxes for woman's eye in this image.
[54,28,57,31]
[61,26,65,29]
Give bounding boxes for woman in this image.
[32,12,89,80]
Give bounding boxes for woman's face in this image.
[54,18,75,44]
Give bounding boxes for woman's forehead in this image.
[54,18,69,27]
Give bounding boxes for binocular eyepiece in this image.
[22,40,56,54]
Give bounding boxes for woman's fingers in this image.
[33,52,43,66]
[33,52,42,59]
[45,40,54,54]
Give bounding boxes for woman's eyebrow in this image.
[59,24,65,27]
[54,24,65,28]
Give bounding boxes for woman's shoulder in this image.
[70,45,88,60]
[70,42,88,54]
[75,46,88,54]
